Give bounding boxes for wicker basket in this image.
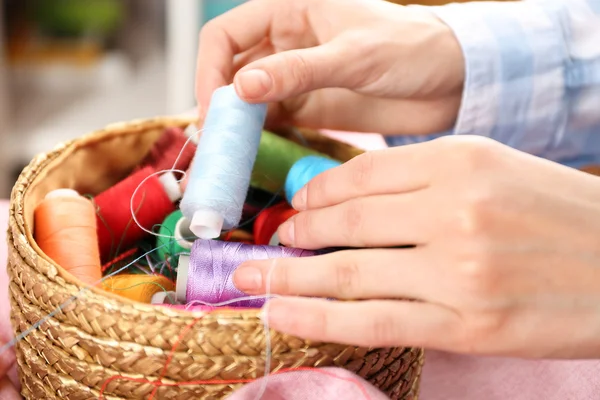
[7,117,424,400]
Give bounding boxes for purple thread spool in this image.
[176,239,317,308]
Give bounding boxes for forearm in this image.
[427,0,600,161]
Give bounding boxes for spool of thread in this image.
[251,130,330,194]
[176,239,317,307]
[155,210,195,262]
[102,274,175,303]
[253,202,298,245]
[140,127,197,174]
[184,123,200,145]
[180,84,267,239]
[34,189,102,286]
[95,166,181,262]
[285,155,342,202]
[151,291,179,305]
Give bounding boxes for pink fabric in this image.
[226,367,389,400]
[320,129,388,151]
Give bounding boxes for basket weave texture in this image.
[7,117,424,399]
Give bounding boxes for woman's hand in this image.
[233,136,600,359]
[196,0,464,135]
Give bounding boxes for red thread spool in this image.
[95,166,180,262]
[141,127,196,174]
[253,202,298,245]
[34,189,102,286]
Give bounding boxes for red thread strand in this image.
[95,166,175,263]
[101,248,138,273]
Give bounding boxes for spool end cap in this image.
[174,216,195,249]
[189,209,223,239]
[151,291,178,305]
[176,254,190,302]
[159,171,183,202]
[45,189,80,200]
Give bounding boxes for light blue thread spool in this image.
[180,85,267,239]
[284,155,342,202]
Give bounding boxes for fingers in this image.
[277,193,434,249]
[265,297,460,349]
[291,145,434,211]
[233,39,367,103]
[195,0,278,113]
[234,248,437,301]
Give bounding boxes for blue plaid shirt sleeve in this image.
[386,0,600,168]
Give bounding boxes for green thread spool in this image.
[156,210,194,264]
[251,130,331,194]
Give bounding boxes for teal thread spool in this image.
[156,210,195,264]
[251,130,329,194]
[285,155,342,202]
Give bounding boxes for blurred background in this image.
[0,0,463,198]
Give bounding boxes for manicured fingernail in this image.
[278,220,295,246]
[233,265,263,292]
[292,186,307,210]
[235,69,272,99]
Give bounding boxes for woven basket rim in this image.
[8,115,424,400]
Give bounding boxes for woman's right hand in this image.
[195,0,465,135]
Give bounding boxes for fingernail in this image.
[292,186,307,210]
[278,220,295,246]
[235,69,272,99]
[233,265,263,292]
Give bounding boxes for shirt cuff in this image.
[424,1,568,156]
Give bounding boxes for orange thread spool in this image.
[253,202,298,245]
[34,189,102,286]
[102,274,175,303]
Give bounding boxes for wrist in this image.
[405,6,465,99]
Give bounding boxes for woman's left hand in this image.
[234,135,600,359]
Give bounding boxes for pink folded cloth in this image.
[226,367,390,400]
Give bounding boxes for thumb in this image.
[233,41,365,103]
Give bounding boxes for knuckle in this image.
[341,200,365,244]
[452,186,497,240]
[286,52,314,91]
[369,315,399,346]
[292,212,319,246]
[350,152,375,189]
[305,173,327,208]
[456,136,499,169]
[274,261,293,295]
[332,258,361,298]
[434,135,500,172]
[455,258,497,297]
[456,312,508,353]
